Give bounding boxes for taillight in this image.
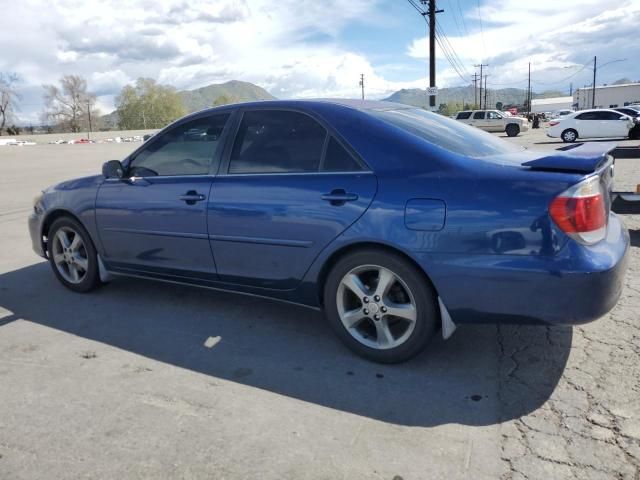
[549,121,560,126]
[549,176,607,245]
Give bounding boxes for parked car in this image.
[547,109,636,142]
[550,109,574,120]
[454,109,529,136]
[29,100,629,363]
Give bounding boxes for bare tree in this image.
[0,73,20,135]
[43,75,98,133]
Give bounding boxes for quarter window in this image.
[322,137,362,172]
[456,111,472,119]
[129,114,229,177]
[229,110,327,174]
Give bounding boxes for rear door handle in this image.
[321,189,358,206]
[179,190,206,205]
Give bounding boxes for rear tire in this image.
[561,129,578,143]
[505,124,520,137]
[323,248,438,363]
[47,216,101,293]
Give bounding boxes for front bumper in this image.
[28,211,46,258]
[416,213,630,325]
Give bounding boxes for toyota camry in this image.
[29,100,629,363]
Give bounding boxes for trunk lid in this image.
[522,142,617,174]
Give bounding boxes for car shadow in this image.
[0,262,572,427]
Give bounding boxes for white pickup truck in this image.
[454,110,529,137]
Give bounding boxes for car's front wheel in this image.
[323,249,438,363]
[47,216,101,293]
[561,128,578,143]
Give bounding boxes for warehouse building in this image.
[573,83,640,110]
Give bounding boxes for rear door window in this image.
[473,111,486,119]
[229,110,327,174]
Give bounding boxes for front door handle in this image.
[179,190,206,205]
[321,189,358,206]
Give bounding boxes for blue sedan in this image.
[29,100,629,363]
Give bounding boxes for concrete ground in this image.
[0,128,639,479]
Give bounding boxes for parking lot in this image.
[1,128,639,479]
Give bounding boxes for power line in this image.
[476,0,486,60]
[435,23,470,77]
[456,0,469,37]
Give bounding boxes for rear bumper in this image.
[416,214,629,325]
[28,211,46,258]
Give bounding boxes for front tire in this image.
[47,216,100,293]
[561,129,578,143]
[505,124,520,137]
[323,249,438,363]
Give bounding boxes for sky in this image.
[2,0,640,123]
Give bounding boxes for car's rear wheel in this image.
[47,216,100,293]
[323,249,438,363]
[505,124,520,137]
[561,128,578,143]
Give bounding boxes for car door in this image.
[485,111,504,132]
[604,111,632,137]
[208,108,377,290]
[470,111,486,129]
[95,112,232,280]
[574,111,599,138]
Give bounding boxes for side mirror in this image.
[102,160,124,179]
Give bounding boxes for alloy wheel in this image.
[51,226,89,284]
[336,265,417,350]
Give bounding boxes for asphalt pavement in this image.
[0,129,639,479]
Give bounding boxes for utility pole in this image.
[474,63,488,109]
[527,62,531,116]
[569,82,573,96]
[592,56,597,109]
[471,73,479,108]
[359,74,365,100]
[420,0,443,108]
[483,75,488,111]
[86,100,92,140]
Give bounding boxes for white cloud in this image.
[2,0,639,124]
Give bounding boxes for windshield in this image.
[372,108,525,158]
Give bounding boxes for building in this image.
[531,96,573,113]
[573,83,640,110]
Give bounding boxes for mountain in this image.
[383,85,565,109]
[179,80,276,113]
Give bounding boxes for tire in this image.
[323,248,438,363]
[505,124,520,137]
[47,216,101,293]
[561,129,578,143]
[629,125,640,140]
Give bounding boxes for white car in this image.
[550,109,573,120]
[546,109,635,143]
[454,109,529,137]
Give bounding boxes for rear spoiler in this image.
[522,142,617,173]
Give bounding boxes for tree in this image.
[115,78,186,130]
[43,75,99,133]
[496,101,503,111]
[0,73,20,135]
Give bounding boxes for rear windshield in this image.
[372,108,524,158]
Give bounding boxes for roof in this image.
[192,98,413,116]
[576,83,640,91]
